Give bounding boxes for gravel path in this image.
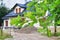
[4,27,60,40]
[5,31,59,40]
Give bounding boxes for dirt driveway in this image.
[4,27,60,40]
[5,31,60,40]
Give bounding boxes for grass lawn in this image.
[0,29,12,40]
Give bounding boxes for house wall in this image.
[14,6,24,13]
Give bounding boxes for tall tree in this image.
[0,7,9,26]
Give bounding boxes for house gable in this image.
[11,3,26,14]
[14,6,25,13]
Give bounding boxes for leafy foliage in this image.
[10,15,26,28]
[24,0,60,36]
[24,11,37,26]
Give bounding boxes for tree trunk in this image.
[54,15,57,36]
[54,25,57,36]
[54,16,57,36]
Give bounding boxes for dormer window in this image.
[16,8,21,13]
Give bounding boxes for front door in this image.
[5,21,8,26]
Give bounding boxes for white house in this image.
[2,3,27,28]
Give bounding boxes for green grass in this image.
[0,29,12,40]
[52,32,60,36]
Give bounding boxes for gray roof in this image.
[5,11,21,17]
[12,3,27,9]
[17,4,27,8]
[2,3,26,19]
[2,11,24,19]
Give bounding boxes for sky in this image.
[2,0,31,9]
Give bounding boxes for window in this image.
[19,8,21,13]
[16,8,18,13]
[5,21,8,26]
